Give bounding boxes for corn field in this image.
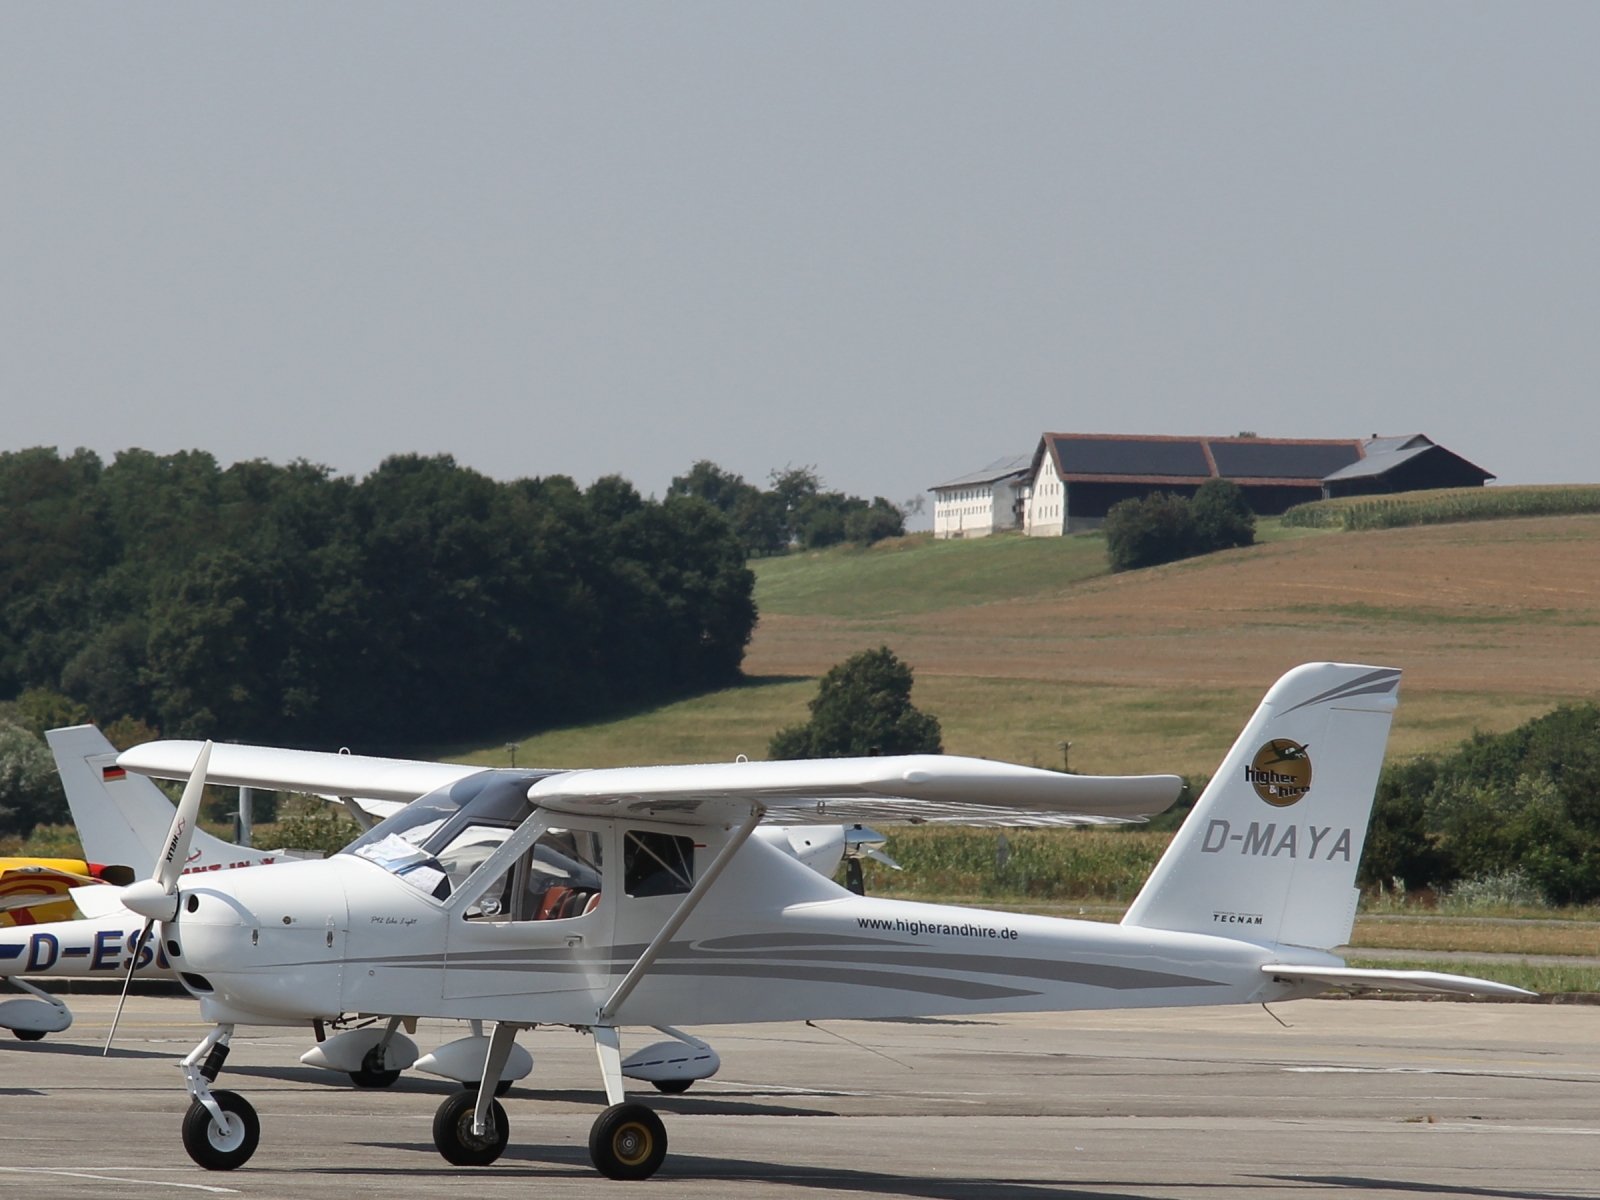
[858,827,1173,903]
[1280,485,1600,531]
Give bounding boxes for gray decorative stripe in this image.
[1279,668,1401,715]
[644,960,1039,1001]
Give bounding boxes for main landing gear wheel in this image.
[182,1089,260,1171]
[12,1029,46,1041]
[349,1044,402,1088]
[589,1103,667,1181]
[652,1078,692,1094]
[432,1091,509,1166]
[460,1078,514,1097]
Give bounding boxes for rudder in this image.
[1121,663,1400,950]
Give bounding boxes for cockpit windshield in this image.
[340,769,565,900]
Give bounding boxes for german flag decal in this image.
[102,765,127,782]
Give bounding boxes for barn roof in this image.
[931,454,1033,491]
[1033,433,1365,487]
[1322,435,1493,484]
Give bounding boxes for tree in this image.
[769,646,942,759]
[0,713,68,837]
[844,497,906,546]
[1190,479,1256,553]
[0,446,757,749]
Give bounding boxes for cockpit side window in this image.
[343,770,557,900]
[624,831,695,897]
[465,828,603,922]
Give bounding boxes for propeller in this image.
[104,740,213,1055]
[842,824,901,896]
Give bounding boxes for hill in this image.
[460,514,1600,777]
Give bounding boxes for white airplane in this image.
[23,664,1530,1180]
[0,728,297,1041]
[4,726,887,1080]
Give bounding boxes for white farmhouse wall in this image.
[932,478,1023,539]
[1023,460,1066,536]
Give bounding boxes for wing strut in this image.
[597,805,763,1023]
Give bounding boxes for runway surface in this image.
[1,993,1597,1198]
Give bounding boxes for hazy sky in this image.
[3,4,1596,517]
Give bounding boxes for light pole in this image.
[505,742,518,769]
[1057,740,1072,774]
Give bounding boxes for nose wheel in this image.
[589,1103,668,1180]
[181,1089,259,1170]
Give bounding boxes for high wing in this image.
[528,755,1182,826]
[118,741,1181,827]
[117,740,483,804]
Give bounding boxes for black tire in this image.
[349,1044,402,1088]
[459,1078,514,1097]
[652,1078,692,1094]
[432,1090,509,1166]
[181,1090,260,1171]
[589,1103,667,1181]
[12,1028,46,1041]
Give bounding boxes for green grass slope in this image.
[461,515,1596,775]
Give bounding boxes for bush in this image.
[272,799,362,856]
[844,498,906,546]
[1103,492,1198,571]
[1104,481,1256,572]
[1190,479,1256,552]
[1358,702,1600,904]
[769,646,942,759]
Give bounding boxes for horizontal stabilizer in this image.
[529,755,1182,827]
[118,740,483,803]
[1262,964,1534,999]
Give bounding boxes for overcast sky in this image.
[3,4,1596,518]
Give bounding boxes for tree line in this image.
[1360,702,1600,905]
[668,462,905,556]
[0,446,756,767]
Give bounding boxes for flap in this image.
[118,740,483,804]
[1262,964,1533,999]
[529,755,1182,827]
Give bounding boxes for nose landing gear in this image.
[179,1023,261,1171]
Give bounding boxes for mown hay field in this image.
[469,514,1600,776]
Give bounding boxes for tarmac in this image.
[2,992,1598,1199]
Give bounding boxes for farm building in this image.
[1017,433,1492,535]
[930,454,1031,539]
[1320,434,1496,499]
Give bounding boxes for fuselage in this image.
[163,824,1337,1028]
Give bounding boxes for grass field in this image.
[1343,957,1600,995]
[463,514,1600,776]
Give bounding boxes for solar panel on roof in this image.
[1052,438,1210,478]
[1208,441,1361,480]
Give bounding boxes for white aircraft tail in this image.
[1121,663,1400,951]
[45,724,283,878]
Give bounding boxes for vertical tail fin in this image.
[1121,663,1400,951]
[44,725,282,877]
